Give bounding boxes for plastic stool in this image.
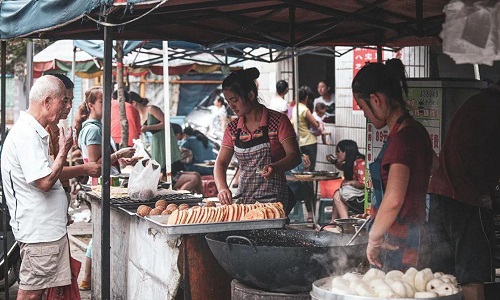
[288,201,305,223]
[201,175,218,197]
[318,198,333,225]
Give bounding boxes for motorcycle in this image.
[0,227,20,291]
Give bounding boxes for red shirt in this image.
[111,100,141,147]
[353,158,366,185]
[428,86,500,208]
[221,106,296,163]
[380,118,433,224]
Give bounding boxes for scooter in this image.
[0,185,20,291]
[0,227,20,291]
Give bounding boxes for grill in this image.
[109,193,203,205]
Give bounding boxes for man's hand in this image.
[84,162,102,178]
[58,127,73,155]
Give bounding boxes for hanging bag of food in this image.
[128,158,161,200]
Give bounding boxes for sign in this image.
[366,87,443,163]
[407,87,442,154]
[352,48,381,111]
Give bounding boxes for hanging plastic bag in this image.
[132,138,150,160]
[128,158,161,200]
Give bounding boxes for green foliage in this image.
[3,39,52,74]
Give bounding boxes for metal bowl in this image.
[311,277,464,300]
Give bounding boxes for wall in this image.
[328,46,430,173]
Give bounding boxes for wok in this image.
[205,228,367,293]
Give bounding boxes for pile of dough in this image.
[329,268,460,298]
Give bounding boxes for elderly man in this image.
[46,74,101,199]
[1,75,74,299]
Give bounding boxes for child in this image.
[310,102,330,144]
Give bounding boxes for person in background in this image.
[181,126,216,176]
[210,95,228,139]
[128,91,167,176]
[215,68,301,211]
[352,59,433,272]
[268,79,289,114]
[310,102,330,144]
[170,123,203,193]
[292,86,320,171]
[326,140,365,220]
[291,86,320,224]
[313,80,335,123]
[111,90,142,147]
[1,75,73,299]
[74,86,136,291]
[428,81,500,300]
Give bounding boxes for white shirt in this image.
[1,112,67,243]
[268,95,288,113]
[313,94,336,117]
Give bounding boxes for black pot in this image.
[205,228,367,293]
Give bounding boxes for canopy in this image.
[1,0,448,48]
[33,40,101,78]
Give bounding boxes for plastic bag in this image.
[132,138,150,160]
[441,0,500,65]
[128,158,161,200]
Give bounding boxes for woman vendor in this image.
[214,68,301,212]
[351,59,433,272]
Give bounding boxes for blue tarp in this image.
[0,0,103,39]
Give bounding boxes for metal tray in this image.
[145,215,287,235]
[292,171,340,178]
[311,277,463,300]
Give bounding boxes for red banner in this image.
[352,48,381,111]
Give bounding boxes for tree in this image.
[114,40,129,149]
[4,39,51,75]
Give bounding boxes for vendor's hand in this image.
[122,157,138,165]
[366,238,399,268]
[140,125,149,133]
[84,162,102,177]
[117,147,135,159]
[218,188,232,205]
[59,127,73,155]
[261,164,276,179]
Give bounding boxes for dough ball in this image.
[179,204,190,210]
[149,208,162,215]
[155,199,167,208]
[137,205,152,217]
[205,201,216,207]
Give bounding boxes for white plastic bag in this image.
[128,158,161,200]
[132,139,150,160]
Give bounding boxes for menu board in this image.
[366,87,442,163]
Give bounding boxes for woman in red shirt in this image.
[214,68,301,212]
[352,59,433,272]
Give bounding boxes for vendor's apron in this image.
[233,127,288,206]
[369,115,423,271]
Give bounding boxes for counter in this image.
[79,191,232,300]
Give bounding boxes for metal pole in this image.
[163,41,172,185]
[25,41,34,109]
[473,64,480,80]
[101,21,112,300]
[1,40,9,300]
